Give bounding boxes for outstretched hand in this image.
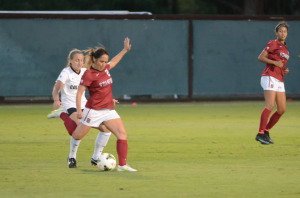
[124,37,131,52]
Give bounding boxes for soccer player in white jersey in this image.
[48,49,112,168]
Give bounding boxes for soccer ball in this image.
[97,153,117,171]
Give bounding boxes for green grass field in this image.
[1,101,300,198]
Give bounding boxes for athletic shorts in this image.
[80,108,120,127]
[261,76,285,92]
[67,108,84,116]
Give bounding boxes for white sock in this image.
[69,136,81,159]
[92,132,111,160]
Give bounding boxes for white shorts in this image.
[260,76,285,92]
[81,108,120,127]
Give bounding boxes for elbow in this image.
[257,55,261,61]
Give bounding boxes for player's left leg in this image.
[104,118,137,172]
[256,90,276,145]
[67,123,91,168]
[67,112,82,168]
[68,136,81,168]
[264,91,286,143]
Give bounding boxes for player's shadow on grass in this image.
[80,169,141,178]
[80,169,119,174]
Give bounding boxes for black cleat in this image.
[91,158,99,166]
[67,157,77,168]
[255,134,269,145]
[264,131,274,144]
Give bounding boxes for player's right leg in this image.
[47,107,77,136]
[91,125,112,166]
[104,118,137,172]
[72,123,91,140]
[47,106,66,119]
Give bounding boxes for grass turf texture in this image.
[0,102,300,198]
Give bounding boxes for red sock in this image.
[265,111,282,131]
[117,140,128,166]
[259,108,271,133]
[60,113,77,136]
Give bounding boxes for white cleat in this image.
[117,164,137,172]
[47,107,66,119]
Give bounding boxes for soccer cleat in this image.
[67,157,77,168]
[91,158,99,166]
[47,106,66,119]
[264,131,274,144]
[255,134,269,145]
[117,164,137,172]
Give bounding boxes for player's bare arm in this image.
[108,37,131,69]
[258,50,284,68]
[76,85,86,119]
[52,80,64,110]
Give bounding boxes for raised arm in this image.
[108,37,131,70]
[258,49,284,68]
[76,85,86,119]
[52,81,64,110]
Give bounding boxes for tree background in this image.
[0,0,299,15]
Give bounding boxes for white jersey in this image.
[56,67,87,110]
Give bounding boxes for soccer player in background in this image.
[68,37,137,171]
[47,49,112,168]
[255,21,290,145]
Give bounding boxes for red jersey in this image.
[80,64,114,110]
[261,40,289,82]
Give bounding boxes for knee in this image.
[266,103,275,111]
[72,131,82,140]
[117,129,127,140]
[277,104,286,115]
[72,135,81,140]
[120,130,127,139]
[277,108,286,115]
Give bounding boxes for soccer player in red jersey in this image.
[69,37,137,171]
[47,49,112,168]
[255,21,290,145]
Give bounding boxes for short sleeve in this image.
[264,40,276,53]
[56,69,68,84]
[80,71,93,87]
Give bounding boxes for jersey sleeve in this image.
[80,71,93,87]
[56,69,68,84]
[264,40,276,53]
